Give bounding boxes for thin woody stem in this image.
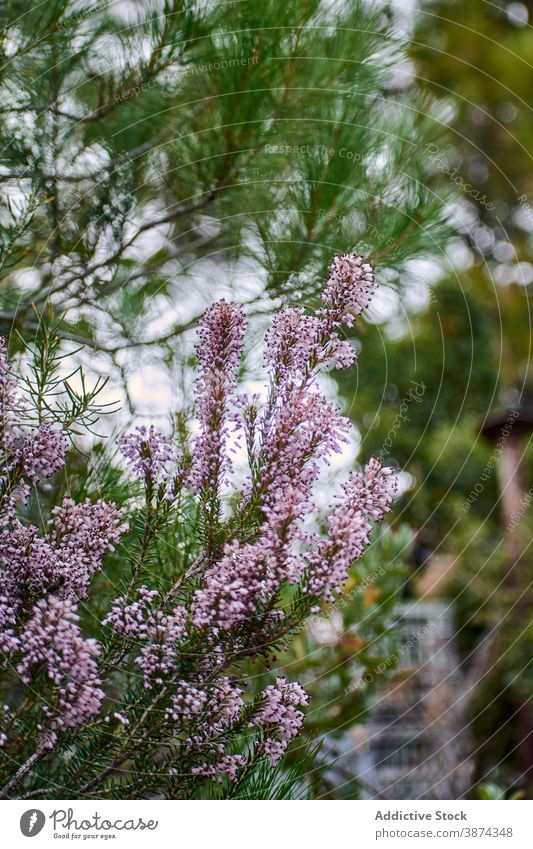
[0,736,54,799]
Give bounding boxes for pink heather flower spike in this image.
[22,422,68,484]
[17,596,104,730]
[190,300,247,498]
[134,605,188,687]
[0,496,126,613]
[264,307,321,385]
[192,255,392,632]
[251,677,309,765]
[0,502,126,651]
[319,253,376,328]
[175,677,246,781]
[103,589,188,686]
[103,585,160,638]
[0,254,397,796]
[304,458,397,601]
[192,390,352,631]
[49,497,127,598]
[119,425,174,484]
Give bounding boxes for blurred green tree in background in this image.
[334,0,533,795]
[0,0,449,369]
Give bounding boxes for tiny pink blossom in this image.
[22,422,68,483]
[119,425,174,483]
[319,253,376,328]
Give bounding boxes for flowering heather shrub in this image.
[0,255,396,799]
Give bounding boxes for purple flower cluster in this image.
[264,253,374,387]
[319,253,376,328]
[0,341,127,746]
[1,339,69,498]
[252,677,309,765]
[192,753,246,782]
[104,588,188,687]
[0,493,125,735]
[135,606,188,686]
[119,425,174,484]
[265,304,355,381]
[168,676,243,734]
[264,307,322,384]
[1,254,396,795]
[303,459,397,601]
[0,496,126,611]
[50,497,127,597]
[17,596,104,730]
[166,680,208,720]
[190,300,247,497]
[191,393,346,630]
[22,422,68,484]
[192,400,345,630]
[192,253,393,632]
[0,594,19,654]
[174,677,246,782]
[102,585,159,637]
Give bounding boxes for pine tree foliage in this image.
[0,0,451,362]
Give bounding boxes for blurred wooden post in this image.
[481,406,533,786]
[481,407,533,576]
